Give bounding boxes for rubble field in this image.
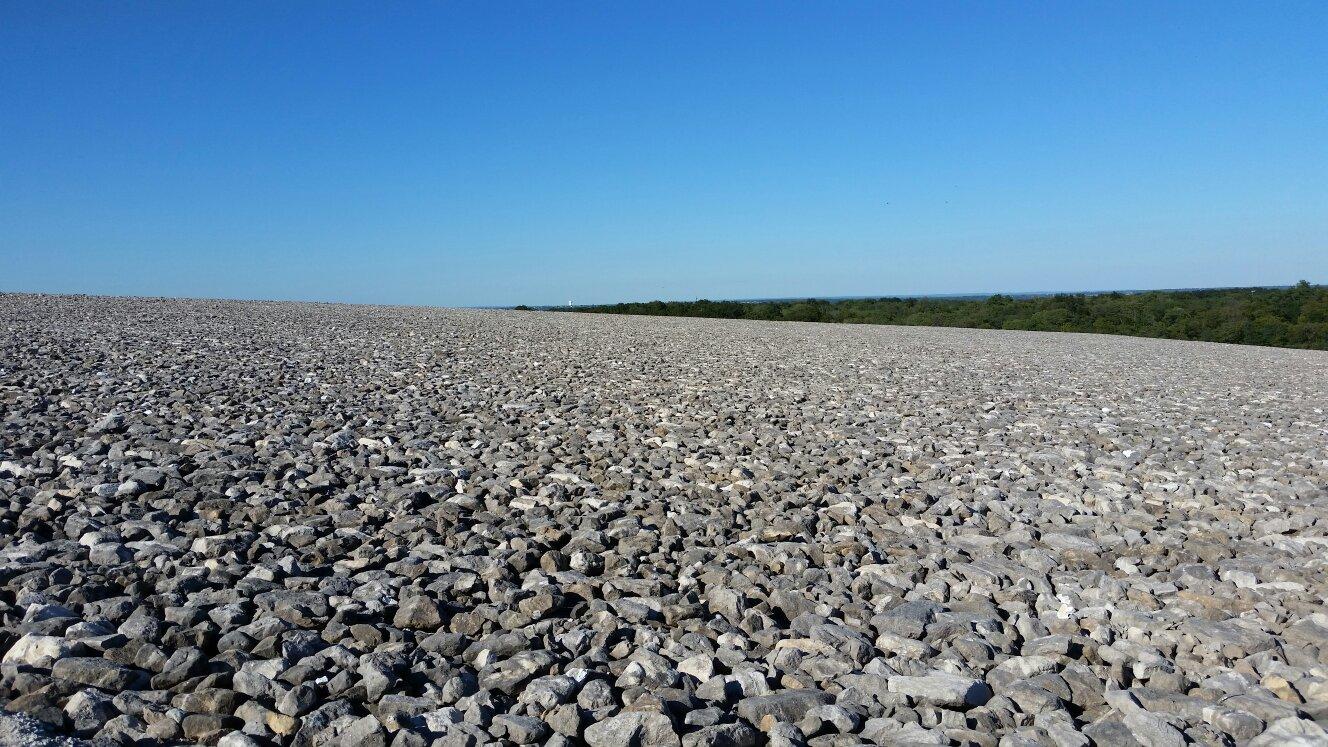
[1,294,1327,747]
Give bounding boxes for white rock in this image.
[2,634,75,670]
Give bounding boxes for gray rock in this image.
[359,656,400,702]
[490,714,549,744]
[393,595,443,630]
[336,714,388,747]
[584,711,680,747]
[861,717,946,745]
[873,601,940,640]
[682,722,760,747]
[736,690,835,726]
[888,673,992,708]
[64,689,117,735]
[219,732,265,747]
[51,657,146,690]
[1249,717,1328,747]
[183,713,244,743]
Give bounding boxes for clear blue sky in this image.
[3,2,1325,307]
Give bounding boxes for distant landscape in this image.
[535,281,1328,350]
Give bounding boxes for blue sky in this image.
[3,2,1325,306]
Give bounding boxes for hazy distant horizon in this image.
[531,282,1309,310]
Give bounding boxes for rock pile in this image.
[1,294,1326,746]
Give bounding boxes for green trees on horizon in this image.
[555,282,1328,350]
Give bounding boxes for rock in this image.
[678,655,716,682]
[266,712,299,736]
[682,722,760,747]
[153,647,206,688]
[174,688,244,715]
[64,689,117,735]
[519,674,581,712]
[337,715,388,747]
[372,694,433,731]
[2,634,77,670]
[88,542,132,565]
[359,656,400,702]
[861,718,946,745]
[1249,717,1328,746]
[546,703,584,736]
[393,595,443,630]
[183,713,243,743]
[1121,710,1185,747]
[478,650,555,695]
[5,690,65,729]
[873,601,940,640]
[736,690,835,726]
[51,657,146,690]
[888,673,992,708]
[799,703,862,735]
[91,413,127,434]
[491,714,549,744]
[1203,705,1264,742]
[767,721,809,747]
[219,732,264,747]
[584,711,680,747]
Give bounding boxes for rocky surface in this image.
[1,293,1327,747]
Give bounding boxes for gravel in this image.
[1,293,1327,746]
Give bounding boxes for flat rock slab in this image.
[888,673,993,707]
[50,658,145,691]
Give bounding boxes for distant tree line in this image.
[538,282,1328,350]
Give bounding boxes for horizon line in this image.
[0,280,1316,312]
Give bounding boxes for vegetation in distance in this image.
[520,281,1328,350]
